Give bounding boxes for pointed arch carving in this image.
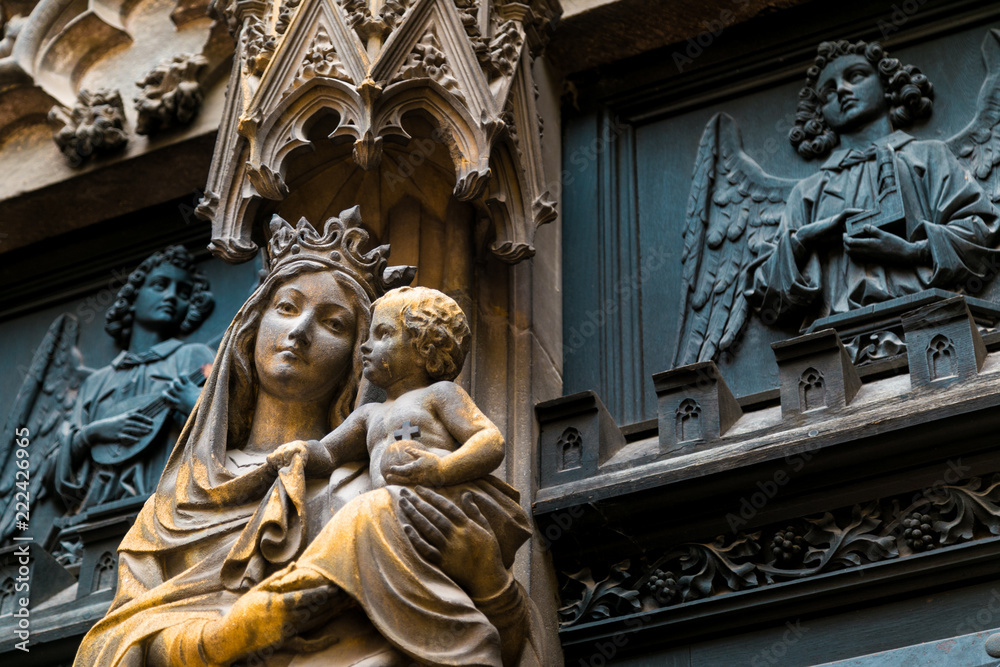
[199,0,560,264]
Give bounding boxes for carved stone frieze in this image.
[557,472,1000,628]
[135,54,210,135]
[198,0,561,264]
[48,89,129,166]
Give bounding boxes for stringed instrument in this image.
[90,364,211,465]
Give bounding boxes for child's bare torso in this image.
[366,385,459,488]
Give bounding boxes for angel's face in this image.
[817,55,887,133]
[132,263,194,334]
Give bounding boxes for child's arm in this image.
[387,382,503,487]
[268,404,372,476]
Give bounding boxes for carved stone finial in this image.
[267,206,416,300]
[48,89,128,166]
[135,54,209,135]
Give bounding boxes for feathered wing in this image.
[0,314,91,543]
[673,113,797,367]
[948,29,1000,203]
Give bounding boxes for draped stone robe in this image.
[749,131,1000,326]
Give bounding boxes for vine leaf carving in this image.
[675,534,759,600]
[558,561,640,627]
[803,504,897,570]
[930,478,1000,544]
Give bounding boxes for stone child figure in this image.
[269,285,499,493]
[218,286,530,666]
[56,245,215,511]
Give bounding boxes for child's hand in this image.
[383,443,444,487]
[267,440,310,470]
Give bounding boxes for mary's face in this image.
[254,271,358,403]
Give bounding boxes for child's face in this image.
[361,300,426,389]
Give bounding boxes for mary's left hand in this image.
[397,486,510,599]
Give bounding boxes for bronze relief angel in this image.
[674,33,1000,368]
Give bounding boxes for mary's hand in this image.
[398,486,510,599]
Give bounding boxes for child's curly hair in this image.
[375,286,471,382]
[105,245,214,347]
[790,40,934,160]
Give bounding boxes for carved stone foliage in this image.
[0,0,228,173]
[199,0,560,264]
[558,472,1000,628]
[48,89,129,166]
[292,25,350,88]
[135,54,210,135]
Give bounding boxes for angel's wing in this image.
[673,113,797,367]
[0,314,90,542]
[948,29,1000,203]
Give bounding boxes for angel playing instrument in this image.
[90,364,210,465]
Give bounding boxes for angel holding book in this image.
[675,36,1000,367]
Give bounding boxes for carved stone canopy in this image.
[197,0,559,265]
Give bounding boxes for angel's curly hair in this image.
[105,245,214,347]
[374,286,471,382]
[789,40,934,159]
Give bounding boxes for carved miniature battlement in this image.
[901,295,987,388]
[651,361,743,457]
[772,329,861,418]
[536,391,625,487]
[536,294,1000,496]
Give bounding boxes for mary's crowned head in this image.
[219,206,415,448]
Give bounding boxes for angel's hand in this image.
[161,376,202,415]
[267,440,310,470]
[84,411,155,447]
[383,444,444,487]
[793,208,865,248]
[844,225,930,264]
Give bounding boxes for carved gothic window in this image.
[675,399,702,443]
[558,428,583,471]
[0,578,15,616]
[94,552,116,592]
[927,335,957,381]
[798,367,826,412]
